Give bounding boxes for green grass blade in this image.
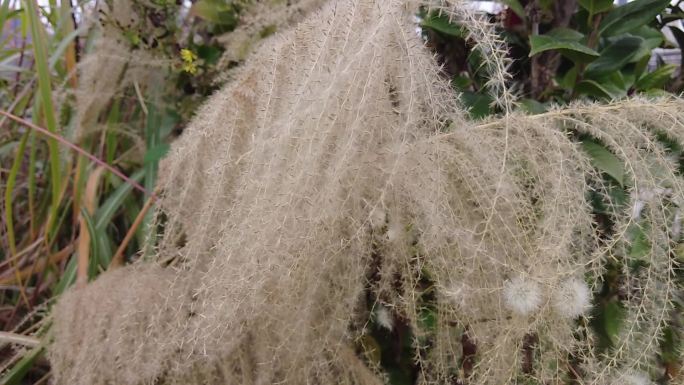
[124,199,147,250]
[0,140,19,158]
[142,101,160,258]
[48,27,83,70]
[0,0,12,32]
[144,96,161,194]
[53,253,77,295]
[80,207,102,279]
[105,100,121,165]
[27,131,37,237]
[4,132,29,258]
[47,195,73,245]
[24,0,62,236]
[3,132,31,306]
[95,169,144,230]
[0,344,45,385]
[98,233,114,270]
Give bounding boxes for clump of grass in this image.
[44,1,684,384]
[0,0,225,382]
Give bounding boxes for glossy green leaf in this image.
[603,28,664,66]
[632,54,651,80]
[576,79,626,100]
[602,302,625,345]
[197,44,223,65]
[606,71,630,91]
[619,70,637,91]
[529,28,599,62]
[635,64,677,90]
[460,91,493,119]
[452,74,472,90]
[585,36,644,77]
[534,27,584,42]
[519,99,548,114]
[642,88,672,98]
[578,0,613,15]
[581,140,625,186]
[627,26,664,51]
[599,0,670,37]
[420,14,466,38]
[558,65,578,90]
[628,225,651,259]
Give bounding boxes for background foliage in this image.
[0,0,683,383]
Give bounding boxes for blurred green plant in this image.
[0,0,241,382]
[423,0,684,117]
